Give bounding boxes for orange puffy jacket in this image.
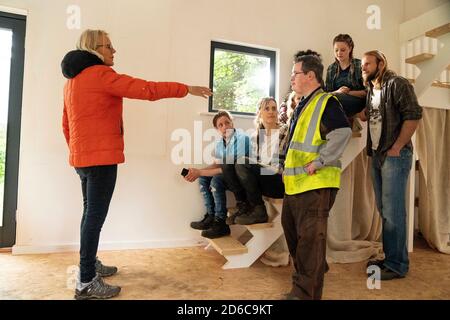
[62,51,188,168]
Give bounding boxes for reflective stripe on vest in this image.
[284,160,342,177]
[284,91,341,195]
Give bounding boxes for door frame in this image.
[0,11,26,248]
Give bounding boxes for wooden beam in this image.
[425,23,450,38]
[246,223,274,231]
[432,81,450,89]
[405,53,435,65]
[208,236,248,256]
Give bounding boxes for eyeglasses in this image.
[96,44,114,50]
[291,71,306,77]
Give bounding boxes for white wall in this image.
[0,0,406,254]
[402,0,449,22]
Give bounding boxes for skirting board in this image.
[12,238,207,255]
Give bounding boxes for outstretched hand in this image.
[188,86,213,99]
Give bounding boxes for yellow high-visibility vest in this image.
[284,90,342,195]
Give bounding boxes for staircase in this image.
[202,126,367,269]
[400,2,450,252]
[204,197,284,269]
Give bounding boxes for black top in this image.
[61,50,104,79]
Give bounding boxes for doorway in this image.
[0,11,26,248]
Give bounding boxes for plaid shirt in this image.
[325,58,365,92]
[251,124,289,169]
[366,70,422,159]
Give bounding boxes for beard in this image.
[363,65,380,83]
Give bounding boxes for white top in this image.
[369,89,382,151]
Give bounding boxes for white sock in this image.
[76,274,94,291]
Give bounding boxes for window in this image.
[209,41,276,115]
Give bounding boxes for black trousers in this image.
[281,188,338,300]
[235,163,284,202]
[75,165,117,283]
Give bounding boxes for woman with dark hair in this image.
[325,34,367,119]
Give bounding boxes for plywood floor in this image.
[0,236,449,300]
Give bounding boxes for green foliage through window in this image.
[209,42,276,115]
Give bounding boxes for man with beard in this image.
[362,50,422,280]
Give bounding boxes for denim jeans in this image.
[198,175,227,220]
[235,164,284,203]
[75,165,117,283]
[371,148,412,276]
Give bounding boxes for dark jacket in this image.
[325,58,365,92]
[366,70,422,159]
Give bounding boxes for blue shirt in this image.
[214,129,251,164]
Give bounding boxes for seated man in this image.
[183,110,251,239]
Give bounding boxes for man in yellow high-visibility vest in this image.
[282,54,352,300]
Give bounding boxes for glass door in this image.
[0,11,26,248]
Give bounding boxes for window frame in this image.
[208,41,276,116]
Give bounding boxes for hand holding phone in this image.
[181,168,189,177]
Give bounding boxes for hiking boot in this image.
[281,291,301,300]
[201,218,230,239]
[95,258,118,277]
[74,274,121,300]
[226,201,251,225]
[235,204,268,225]
[380,268,405,281]
[190,214,215,230]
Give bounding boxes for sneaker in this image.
[190,214,215,230]
[226,201,251,225]
[235,204,268,225]
[201,218,230,239]
[75,274,121,300]
[95,258,118,277]
[380,268,405,281]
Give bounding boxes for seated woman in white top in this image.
[228,97,288,225]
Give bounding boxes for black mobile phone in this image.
[181,168,189,177]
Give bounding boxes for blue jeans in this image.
[371,148,412,276]
[75,165,117,283]
[199,175,227,220]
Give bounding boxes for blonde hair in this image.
[255,97,277,129]
[363,50,389,87]
[76,29,109,62]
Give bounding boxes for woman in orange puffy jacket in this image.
[61,29,212,300]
